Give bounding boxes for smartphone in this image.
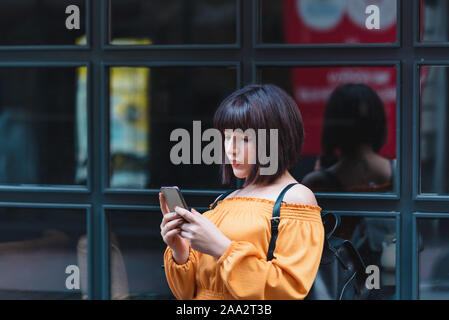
[160,186,189,214]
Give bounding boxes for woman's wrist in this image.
[213,238,232,260]
[172,246,190,265]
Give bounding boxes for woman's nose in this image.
[225,138,240,154]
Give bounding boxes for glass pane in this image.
[108,210,174,300]
[417,218,449,299]
[333,215,397,300]
[0,67,88,186]
[260,66,397,193]
[110,0,237,45]
[261,0,397,44]
[420,0,449,42]
[420,66,449,195]
[108,66,236,189]
[0,0,86,46]
[0,207,87,299]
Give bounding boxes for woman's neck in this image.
[243,170,296,191]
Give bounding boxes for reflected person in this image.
[302,83,395,193]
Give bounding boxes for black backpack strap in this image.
[266,183,299,261]
[210,189,236,210]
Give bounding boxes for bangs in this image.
[213,92,265,134]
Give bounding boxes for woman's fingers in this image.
[162,218,184,234]
[159,192,171,215]
[164,228,181,241]
[160,212,182,230]
[175,206,198,223]
[161,214,183,229]
[180,230,192,240]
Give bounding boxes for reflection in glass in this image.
[333,215,396,299]
[110,0,236,45]
[0,67,88,186]
[0,0,86,46]
[260,66,397,193]
[420,0,449,42]
[418,218,449,299]
[261,0,397,44]
[108,211,174,299]
[108,66,236,190]
[0,208,86,299]
[420,66,449,195]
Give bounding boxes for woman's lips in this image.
[231,160,243,167]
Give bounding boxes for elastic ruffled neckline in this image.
[215,196,321,211]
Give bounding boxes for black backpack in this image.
[210,183,370,300]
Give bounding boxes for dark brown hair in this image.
[322,83,387,161]
[213,84,304,187]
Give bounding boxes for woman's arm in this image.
[164,246,199,300]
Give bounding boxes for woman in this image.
[159,84,324,300]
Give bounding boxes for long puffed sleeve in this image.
[216,218,324,300]
[164,246,199,300]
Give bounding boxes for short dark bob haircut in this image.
[213,84,304,187]
[322,83,387,158]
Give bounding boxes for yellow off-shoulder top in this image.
[163,196,324,300]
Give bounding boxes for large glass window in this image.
[107,210,173,300]
[109,0,237,46]
[417,217,449,299]
[419,65,449,195]
[0,207,87,299]
[260,0,397,45]
[259,65,398,194]
[107,66,237,190]
[420,0,449,42]
[0,66,88,187]
[333,214,397,300]
[0,0,86,46]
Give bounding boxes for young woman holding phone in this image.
[159,84,324,300]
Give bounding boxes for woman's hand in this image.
[159,192,190,264]
[174,206,231,260]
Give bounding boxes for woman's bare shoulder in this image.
[213,189,239,203]
[282,183,318,206]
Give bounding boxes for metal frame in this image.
[0,0,447,300]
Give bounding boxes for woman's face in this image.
[224,129,257,179]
